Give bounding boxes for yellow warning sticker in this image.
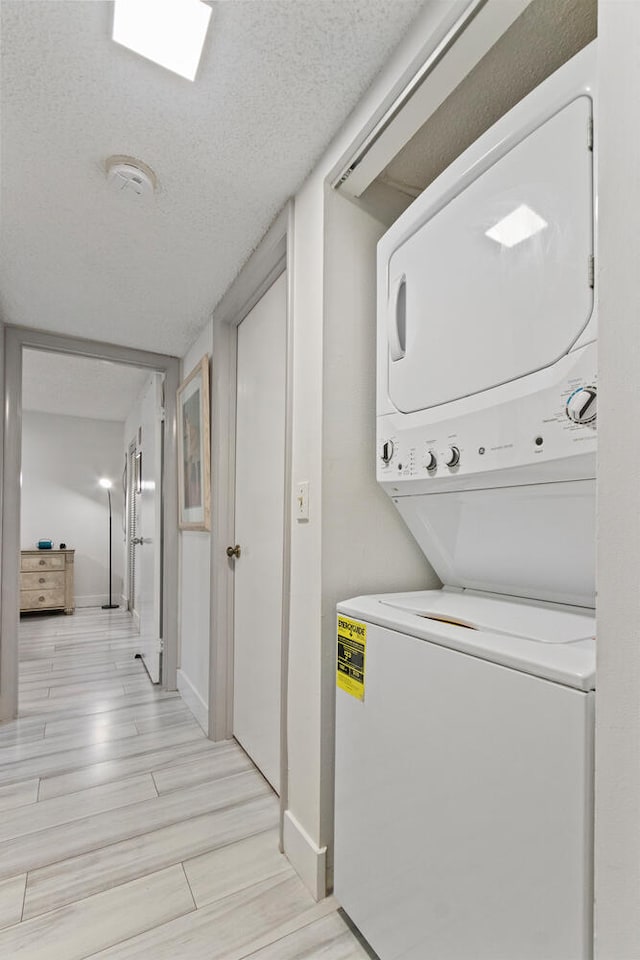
[337,615,366,701]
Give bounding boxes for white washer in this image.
[335,590,594,960]
[334,41,597,960]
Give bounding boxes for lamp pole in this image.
[100,479,119,610]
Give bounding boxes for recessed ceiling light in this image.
[485,204,548,249]
[112,0,212,82]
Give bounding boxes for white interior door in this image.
[233,272,287,793]
[136,373,164,683]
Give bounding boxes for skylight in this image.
[485,204,548,249]
[112,0,212,82]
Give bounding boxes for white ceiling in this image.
[22,349,150,422]
[0,0,424,357]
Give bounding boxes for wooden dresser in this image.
[20,549,75,615]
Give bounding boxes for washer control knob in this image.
[445,445,460,468]
[425,451,437,472]
[566,387,597,424]
[381,440,394,463]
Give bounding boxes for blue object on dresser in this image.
[37,539,53,549]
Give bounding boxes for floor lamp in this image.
[99,478,119,610]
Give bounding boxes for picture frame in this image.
[177,355,211,531]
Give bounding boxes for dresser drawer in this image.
[21,571,65,592]
[20,588,65,611]
[21,554,64,573]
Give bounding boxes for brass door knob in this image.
[226,544,241,559]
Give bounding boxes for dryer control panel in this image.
[378,341,596,493]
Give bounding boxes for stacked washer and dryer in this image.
[334,43,597,960]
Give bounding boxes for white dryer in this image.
[334,42,597,960]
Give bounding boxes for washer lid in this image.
[337,590,595,690]
[385,95,594,414]
[392,482,596,609]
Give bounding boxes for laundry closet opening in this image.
[318,0,597,925]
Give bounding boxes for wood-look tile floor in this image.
[0,607,369,959]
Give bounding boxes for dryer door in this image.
[386,96,594,414]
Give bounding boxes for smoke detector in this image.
[105,156,157,198]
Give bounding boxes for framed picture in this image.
[177,355,211,531]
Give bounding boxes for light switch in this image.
[296,481,310,521]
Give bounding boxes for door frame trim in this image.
[208,202,293,842]
[0,325,180,720]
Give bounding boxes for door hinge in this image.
[159,407,166,422]
[588,254,595,289]
[587,116,593,151]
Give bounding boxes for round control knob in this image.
[566,386,597,424]
[425,451,437,472]
[381,440,394,463]
[445,445,460,468]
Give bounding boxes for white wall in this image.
[317,189,438,885]
[177,323,213,732]
[21,411,124,606]
[284,12,451,896]
[595,3,640,956]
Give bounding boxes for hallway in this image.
[0,608,366,959]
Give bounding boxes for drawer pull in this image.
[39,595,45,602]
[39,559,46,566]
[39,577,45,584]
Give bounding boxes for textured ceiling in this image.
[376,0,596,198]
[22,349,150,422]
[0,0,424,357]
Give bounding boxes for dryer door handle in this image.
[388,274,406,362]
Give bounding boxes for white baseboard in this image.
[75,594,122,609]
[74,589,128,610]
[283,809,327,901]
[176,669,208,733]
